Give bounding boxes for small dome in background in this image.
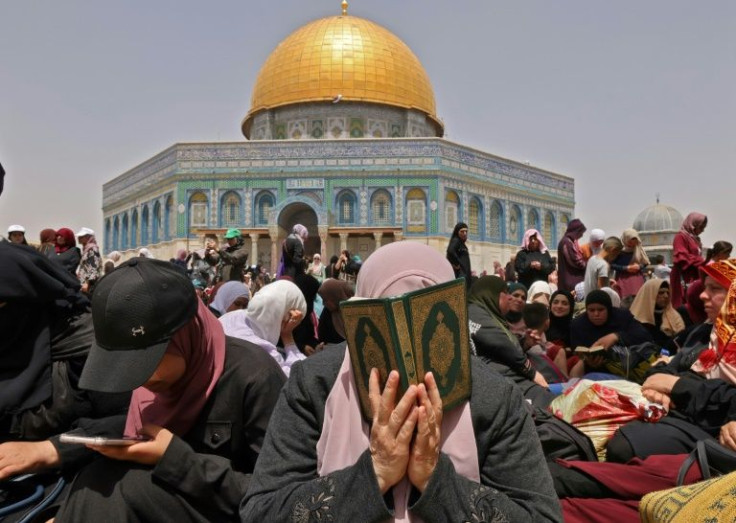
[633,203,683,233]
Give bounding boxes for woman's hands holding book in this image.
[368,369,443,494]
[369,369,418,494]
[408,372,443,493]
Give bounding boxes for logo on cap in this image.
[131,326,146,337]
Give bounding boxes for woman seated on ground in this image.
[569,290,654,381]
[628,278,685,353]
[208,280,250,317]
[54,259,285,522]
[515,229,555,290]
[220,279,306,377]
[468,276,554,407]
[605,259,736,463]
[545,290,578,375]
[505,281,528,338]
[242,242,562,522]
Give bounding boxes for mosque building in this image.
[632,199,684,264]
[102,2,575,273]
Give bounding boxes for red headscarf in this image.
[55,228,76,253]
[692,258,736,383]
[124,300,226,436]
[680,212,707,248]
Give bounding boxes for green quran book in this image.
[339,277,472,421]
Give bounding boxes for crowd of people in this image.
[1,212,735,522]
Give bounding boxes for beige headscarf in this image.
[629,278,685,336]
[621,229,650,265]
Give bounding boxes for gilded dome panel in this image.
[243,15,440,137]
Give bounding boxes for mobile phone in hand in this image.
[59,434,151,446]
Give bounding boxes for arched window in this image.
[113,216,120,251]
[188,192,208,230]
[221,191,242,227]
[406,188,426,233]
[370,189,392,225]
[255,191,275,226]
[104,219,111,253]
[445,190,460,232]
[337,190,357,225]
[152,201,162,243]
[131,209,139,249]
[165,195,174,240]
[509,205,523,245]
[489,200,503,242]
[544,211,556,246]
[468,196,483,237]
[527,208,540,232]
[560,213,570,241]
[121,214,129,251]
[141,206,149,245]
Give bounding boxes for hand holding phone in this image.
[65,425,174,466]
[59,434,151,446]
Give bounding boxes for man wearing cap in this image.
[7,224,28,245]
[76,227,102,294]
[205,228,248,282]
[53,258,285,521]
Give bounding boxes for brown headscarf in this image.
[621,228,650,266]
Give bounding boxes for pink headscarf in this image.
[124,300,226,437]
[680,212,707,247]
[317,242,479,522]
[521,229,549,253]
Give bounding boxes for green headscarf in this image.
[468,276,509,323]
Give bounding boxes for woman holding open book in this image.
[242,241,561,522]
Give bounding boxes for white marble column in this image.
[373,232,383,253]
[248,233,259,267]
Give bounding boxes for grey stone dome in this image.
[633,204,683,233]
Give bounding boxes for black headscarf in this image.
[546,290,574,347]
[451,222,469,239]
[570,289,652,348]
[468,276,518,344]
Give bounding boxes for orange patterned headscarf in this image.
[693,258,736,384]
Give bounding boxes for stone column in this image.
[269,232,279,276]
[248,233,259,267]
[318,225,329,260]
[373,232,383,253]
[394,231,404,242]
[339,232,349,253]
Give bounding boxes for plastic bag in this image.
[549,379,666,460]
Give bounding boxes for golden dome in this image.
[242,13,441,137]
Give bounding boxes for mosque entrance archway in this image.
[277,202,321,257]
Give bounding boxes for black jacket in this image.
[55,337,285,521]
[446,237,471,283]
[515,250,555,289]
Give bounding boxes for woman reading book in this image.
[242,242,561,522]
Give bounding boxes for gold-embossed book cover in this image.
[339,278,471,420]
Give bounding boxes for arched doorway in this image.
[277,202,321,257]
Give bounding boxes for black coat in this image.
[446,237,471,283]
[514,250,555,289]
[55,337,286,522]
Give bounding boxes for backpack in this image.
[526,402,598,462]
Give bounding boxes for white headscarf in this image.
[221,280,306,346]
[210,281,250,315]
[527,281,552,304]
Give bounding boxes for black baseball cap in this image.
[79,257,198,392]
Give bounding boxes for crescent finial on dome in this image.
[341,0,348,16]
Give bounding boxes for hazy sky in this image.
[1,1,734,250]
